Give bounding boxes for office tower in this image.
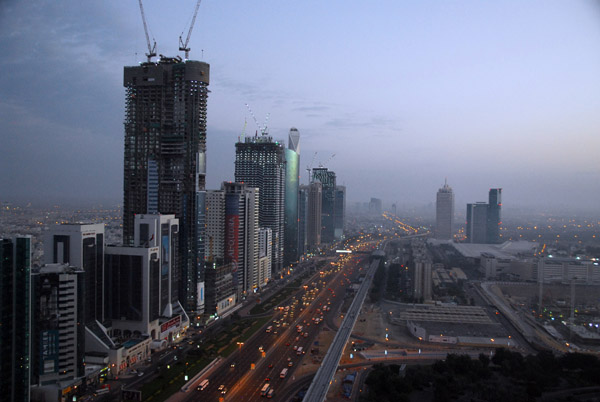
[368,197,382,216]
[312,167,336,243]
[105,215,188,341]
[258,228,272,286]
[0,236,31,401]
[284,128,300,265]
[306,181,322,250]
[123,58,210,314]
[235,135,286,272]
[466,202,488,243]
[224,182,259,297]
[297,186,308,256]
[413,259,432,301]
[44,224,105,326]
[334,185,346,240]
[204,262,236,318]
[487,188,502,244]
[205,190,226,263]
[31,264,85,385]
[435,179,454,240]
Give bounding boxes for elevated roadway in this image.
[303,255,381,402]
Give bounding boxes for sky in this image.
[1,1,599,213]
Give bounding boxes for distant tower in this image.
[466,202,488,243]
[435,179,454,240]
[235,135,286,273]
[306,181,323,250]
[122,58,210,314]
[284,128,300,265]
[298,185,309,256]
[334,186,346,240]
[312,168,336,243]
[487,188,502,244]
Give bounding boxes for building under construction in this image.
[123,57,210,314]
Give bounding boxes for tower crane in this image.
[138,0,156,62]
[306,152,318,184]
[319,153,336,168]
[179,0,203,59]
[245,103,270,136]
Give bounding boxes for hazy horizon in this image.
[1,1,599,212]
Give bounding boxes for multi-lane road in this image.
[175,251,368,401]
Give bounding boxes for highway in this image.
[303,255,380,402]
[172,251,366,401]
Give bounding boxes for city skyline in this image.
[1,1,600,212]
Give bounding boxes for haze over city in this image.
[1,0,599,212]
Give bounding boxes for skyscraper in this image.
[312,167,336,243]
[122,57,210,313]
[235,135,286,272]
[466,202,489,243]
[466,188,503,244]
[0,236,31,401]
[44,223,105,326]
[31,264,85,386]
[334,185,346,240]
[297,185,308,256]
[284,128,300,265]
[224,182,259,298]
[306,181,322,250]
[487,188,502,244]
[435,179,454,240]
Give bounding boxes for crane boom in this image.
[138,0,156,62]
[179,0,203,59]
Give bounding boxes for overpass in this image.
[303,252,383,402]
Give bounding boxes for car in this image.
[138,371,144,377]
[288,361,293,367]
[268,363,274,368]
[265,376,270,382]
[218,384,227,394]
[293,345,298,351]
[286,342,290,346]
[231,362,236,368]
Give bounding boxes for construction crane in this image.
[138,0,156,62]
[179,0,203,59]
[245,103,270,136]
[318,153,336,168]
[306,152,318,184]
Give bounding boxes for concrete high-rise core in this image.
[122,57,210,313]
[235,135,286,273]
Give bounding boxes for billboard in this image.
[161,224,169,276]
[225,194,240,287]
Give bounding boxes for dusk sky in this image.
[1,1,599,212]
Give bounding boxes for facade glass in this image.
[0,236,31,401]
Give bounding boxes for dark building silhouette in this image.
[122,58,210,313]
[0,236,31,401]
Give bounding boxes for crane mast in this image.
[179,0,203,59]
[138,0,156,62]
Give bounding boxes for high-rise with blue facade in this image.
[284,128,300,265]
